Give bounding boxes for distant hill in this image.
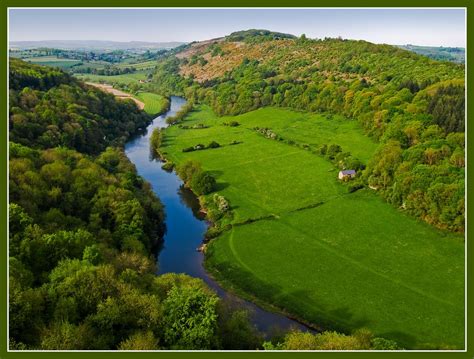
[225,29,296,42]
[398,44,465,63]
[10,40,186,51]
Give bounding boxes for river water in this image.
[124,96,309,335]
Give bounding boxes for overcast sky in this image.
[9,8,466,47]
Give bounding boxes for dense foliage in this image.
[8,60,264,350]
[225,29,296,43]
[263,329,401,350]
[152,34,465,232]
[9,58,152,155]
[176,160,217,195]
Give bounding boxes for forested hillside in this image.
[8,60,262,350]
[9,58,152,154]
[152,32,465,232]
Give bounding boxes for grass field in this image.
[115,59,157,70]
[135,92,169,114]
[160,105,465,349]
[24,56,82,69]
[75,71,149,85]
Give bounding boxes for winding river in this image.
[124,96,309,335]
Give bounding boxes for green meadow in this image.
[136,92,168,114]
[160,105,465,349]
[24,56,82,69]
[75,71,149,85]
[115,59,157,70]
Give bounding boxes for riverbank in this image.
[124,96,310,335]
[157,103,465,349]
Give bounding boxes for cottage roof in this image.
[340,170,356,175]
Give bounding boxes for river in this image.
[124,96,309,335]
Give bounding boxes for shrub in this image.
[190,172,217,195]
[208,141,220,149]
[371,337,401,350]
[224,121,240,127]
[150,128,162,155]
[176,160,202,183]
[205,226,223,240]
[161,161,175,171]
[213,194,230,212]
[319,144,328,155]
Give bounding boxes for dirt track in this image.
[86,82,145,110]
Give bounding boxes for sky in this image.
[9,8,466,47]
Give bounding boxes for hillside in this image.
[152,32,465,233]
[155,32,465,349]
[9,60,407,351]
[399,44,465,63]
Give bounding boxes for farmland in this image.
[160,104,465,349]
[22,55,83,69]
[135,92,169,114]
[75,71,149,85]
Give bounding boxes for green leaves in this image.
[163,285,219,349]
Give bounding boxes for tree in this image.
[190,172,217,195]
[162,285,219,349]
[118,331,159,350]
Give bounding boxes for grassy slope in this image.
[135,92,168,114]
[206,190,464,349]
[231,108,378,163]
[161,105,465,349]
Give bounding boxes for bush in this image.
[161,161,174,171]
[371,337,401,350]
[224,121,240,127]
[190,172,217,195]
[176,160,216,195]
[213,194,230,212]
[208,141,220,149]
[319,144,328,155]
[150,128,162,155]
[166,101,194,125]
[205,226,223,240]
[176,160,202,183]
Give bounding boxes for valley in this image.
[8,12,467,351]
[158,104,464,349]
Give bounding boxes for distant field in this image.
[115,60,157,70]
[161,105,465,349]
[23,56,82,69]
[135,92,168,114]
[75,71,148,85]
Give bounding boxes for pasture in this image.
[115,59,157,70]
[136,92,169,114]
[206,190,464,349]
[75,71,149,85]
[160,105,465,349]
[23,56,82,69]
